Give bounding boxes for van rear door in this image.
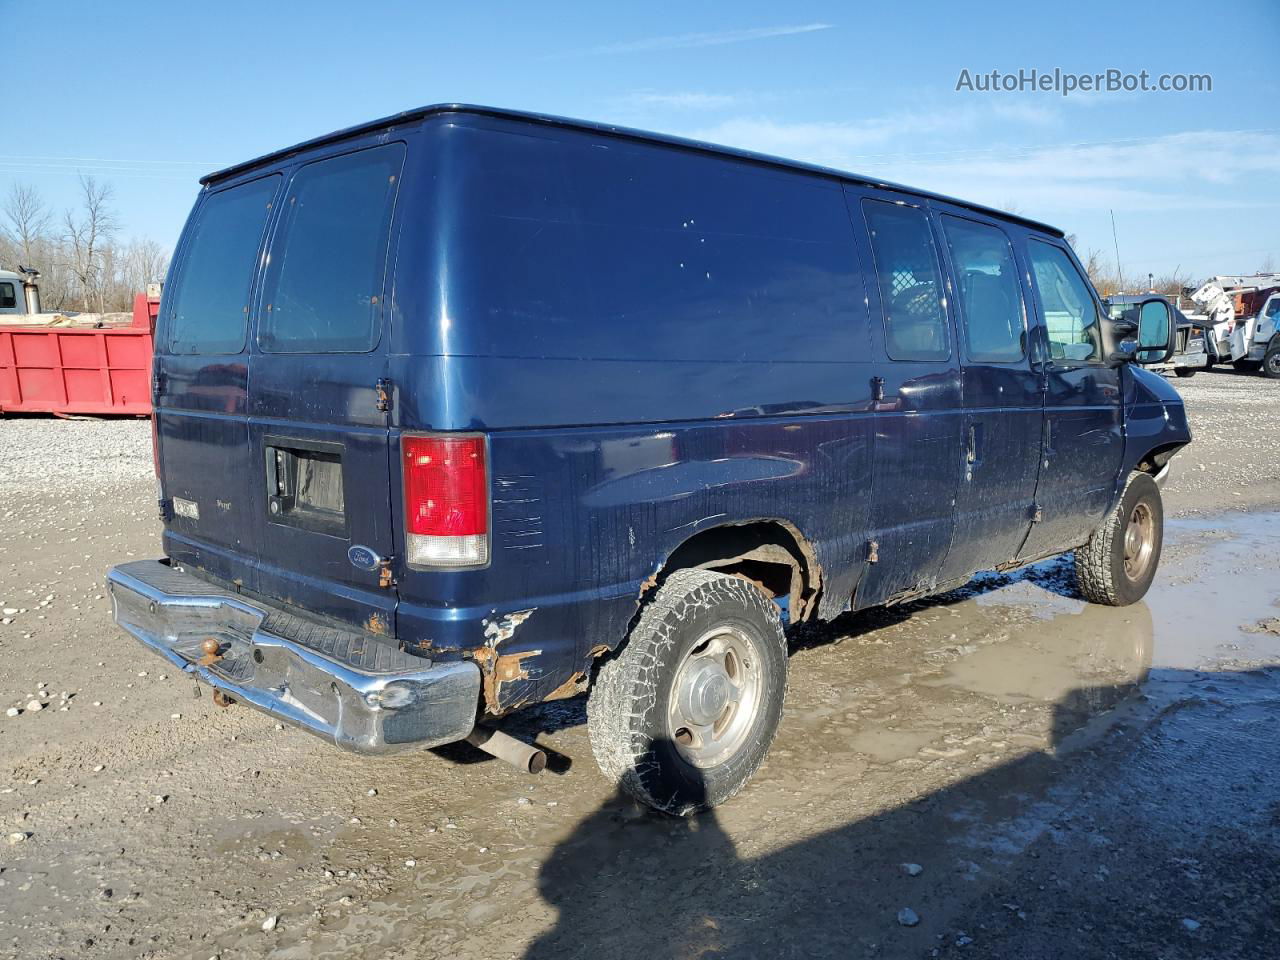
[156,173,281,587]
[247,143,407,635]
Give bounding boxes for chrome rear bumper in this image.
[106,559,480,754]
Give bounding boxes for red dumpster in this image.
[0,293,157,417]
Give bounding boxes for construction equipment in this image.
[1186,274,1280,375]
[0,268,160,415]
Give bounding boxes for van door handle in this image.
[966,424,979,465]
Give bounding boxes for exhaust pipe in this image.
[466,726,546,774]
[17,265,41,315]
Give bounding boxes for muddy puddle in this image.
[168,511,1280,960]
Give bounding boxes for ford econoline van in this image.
[107,105,1187,814]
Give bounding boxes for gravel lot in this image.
[0,367,1278,960]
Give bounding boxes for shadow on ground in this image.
[522,659,1280,959]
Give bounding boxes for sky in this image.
[4,0,1277,284]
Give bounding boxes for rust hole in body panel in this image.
[471,645,542,715]
[544,670,588,702]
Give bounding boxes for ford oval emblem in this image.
[348,545,382,571]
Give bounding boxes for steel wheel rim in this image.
[1123,502,1155,581]
[1267,353,1280,375]
[667,624,763,769]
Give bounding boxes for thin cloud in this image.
[587,23,831,56]
[621,91,742,110]
[681,112,1280,217]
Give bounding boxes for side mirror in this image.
[1108,298,1174,364]
[1135,298,1175,364]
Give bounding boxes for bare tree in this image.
[1259,254,1277,274]
[3,183,50,265]
[1150,268,1192,297]
[1081,248,1120,295]
[63,175,118,311]
[0,175,170,314]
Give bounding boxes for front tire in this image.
[1263,344,1280,380]
[587,569,787,815]
[1174,367,1196,378]
[1074,472,1164,606]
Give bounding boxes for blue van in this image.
[107,105,1187,814]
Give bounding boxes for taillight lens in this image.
[402,434,489,568]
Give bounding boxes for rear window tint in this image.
[168,175,279,355]
[258,144,404,353]
[862,200,950,361]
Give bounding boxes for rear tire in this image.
[587,569,787,816]
[1263,344,1280,380]
[1174,368,1196,378]
[1074,472,1164,606]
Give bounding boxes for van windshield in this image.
[167,175,280,355]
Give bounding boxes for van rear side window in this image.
[941,216,1026,362]
[862,201,949,361]
[258,144,404,354]
[167,175,280,355]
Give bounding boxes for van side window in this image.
[0,282,15,309]
[259,144,404,354]
[1027,241,1103,363]
[862,201,949,361]
[941,216,1025,362]
[167,175,280,355]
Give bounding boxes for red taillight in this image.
[402,434,489,568]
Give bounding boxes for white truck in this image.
[0,266,42,317]
[1187,274,1280,378]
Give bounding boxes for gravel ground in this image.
[1158,367,1280,515]
[0,367,1277,960]
[0,416,151,496]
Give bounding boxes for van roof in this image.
[202,103,1065,239]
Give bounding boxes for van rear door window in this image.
[862,200,950,361]
[941,216,1026,362]
[258,144,404,354]
[167,175,279,355]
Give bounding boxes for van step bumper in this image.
[105,559,480,754]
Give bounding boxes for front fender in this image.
[1119,365,1191,501]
